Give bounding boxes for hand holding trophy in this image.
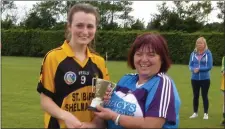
[88,77,116,112]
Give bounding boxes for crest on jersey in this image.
[64,71,76,85]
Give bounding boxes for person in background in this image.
[81,33,181,129]
[220,56,225,126]
[36,3,109,128]
[188,37,213,120]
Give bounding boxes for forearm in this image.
[199,65,212,72]
[113,115,165,128]
[82,117,106,128]
[40,93,66,120]
[199,67,210,72]
[81,122,105,128]
[115,115,144,128]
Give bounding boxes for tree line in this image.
[1,1,224,33]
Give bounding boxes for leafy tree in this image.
[118,1,134,28]
[1,1,18,28]
[21,1,58,29]
[23,12,42,29]
[217,1,225,20]
[20,1,131,30]
[1,1,17,14]
[202,22,223,32]
[147,17,161,30]
[147,1,213,32]
[1,16,14,29]
[131,19,145,30]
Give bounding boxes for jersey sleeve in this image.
[145,75,176,125]
[37,52,57,98]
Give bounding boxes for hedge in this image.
[2,29,224,65]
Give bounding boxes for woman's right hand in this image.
[194,68,199,73]
[61,110,82,128]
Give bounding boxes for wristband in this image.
[115,114,121,125]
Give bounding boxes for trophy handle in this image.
[92,78,97,92]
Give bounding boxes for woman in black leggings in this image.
[188,37,213,119]
[191,80,210,117]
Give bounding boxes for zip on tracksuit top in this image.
[189,49,213,80]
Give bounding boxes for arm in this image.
[40,93,65,119]
[95,75,176,128]
[189,52,194,72]
[37,53,82,128]
[114,114,165,128]
[81,116,106,128]
[95,105,165,128]
[40,93,82,128]
[199,51,213,72]
[40,93,78,121]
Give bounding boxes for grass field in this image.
[2,56,224,128]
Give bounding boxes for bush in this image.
[1,29,224,65]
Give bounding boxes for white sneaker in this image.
[189,113,198,118]
[203,113,208,120]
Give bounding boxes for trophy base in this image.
[87,106,100,112]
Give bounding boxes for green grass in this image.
[2,56,224,128]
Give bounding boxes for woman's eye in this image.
[76,24,83,28]
[135,53,141,56]
[148,53,155,57]
[87,25,94,29]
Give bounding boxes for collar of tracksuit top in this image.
[192,50,209,66]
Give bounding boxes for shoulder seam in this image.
[43,47,62,63]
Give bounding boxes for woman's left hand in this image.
[103,87,113,103]
[94,105,118,120]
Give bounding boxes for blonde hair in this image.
[194,37,208,52]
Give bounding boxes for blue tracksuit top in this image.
[188,49,213,80]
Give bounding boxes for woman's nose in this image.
[82,27,89,35]
[141,55,148,61]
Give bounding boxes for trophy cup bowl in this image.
[88,78,116,112]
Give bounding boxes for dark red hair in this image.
[127,33,171,73]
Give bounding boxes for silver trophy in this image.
[88,77,116,112]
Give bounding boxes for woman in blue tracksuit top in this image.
[188,37,213,120]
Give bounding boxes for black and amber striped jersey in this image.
[37,40,109,128]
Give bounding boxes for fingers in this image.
[107,87,112,92]
[96,105,104,111]
[75,122,83,128]
[105,91,110,96]
[103,95,111,100]
[103,95,111,104]
[105,88,112,95]
[94,106,103,117]
[104,87,113,102]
